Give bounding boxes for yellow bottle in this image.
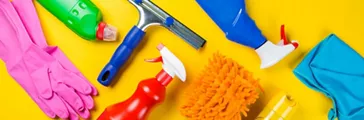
[256,91,298,120]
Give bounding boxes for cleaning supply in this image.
[180,52,262,120]
[256,91,297,120]
[37,0,117,41]
[196,0,299,69]
[97,0,206,86]
[13,0,98,96]
[13,0,98,119]
[97,43,186,120]
[0,0,97,119]
[294,34,364,120]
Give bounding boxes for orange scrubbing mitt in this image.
[180,52,262,120]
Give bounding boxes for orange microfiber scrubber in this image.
[180,52,262,120]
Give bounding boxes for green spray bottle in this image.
[37,0,118,41]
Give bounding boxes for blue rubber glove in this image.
[294,34,364,120]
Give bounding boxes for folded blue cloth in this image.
[294,34,364,120]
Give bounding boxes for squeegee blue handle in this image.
[98,26,145,86]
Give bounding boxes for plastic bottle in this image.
[37,0,117,41]
[256,91,298,120]
[97,43,186,120]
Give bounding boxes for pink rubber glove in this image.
[10,0,97,94]
[10,0,98,119]
[0,1,96,119]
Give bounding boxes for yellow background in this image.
[1,0,364,119]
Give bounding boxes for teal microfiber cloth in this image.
[294,34,364,120]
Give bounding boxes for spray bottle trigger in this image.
[278,25,299,49]
[281,25,288,45]
[145,56,163,63]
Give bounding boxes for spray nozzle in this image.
[255,25,299,69]
[145,43,186,82]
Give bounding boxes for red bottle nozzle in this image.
[145,56,172,86]
[145,56,173,86]
[144,44,166,63]
[145,43,186,82]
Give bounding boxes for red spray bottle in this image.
[98,43,186,120]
